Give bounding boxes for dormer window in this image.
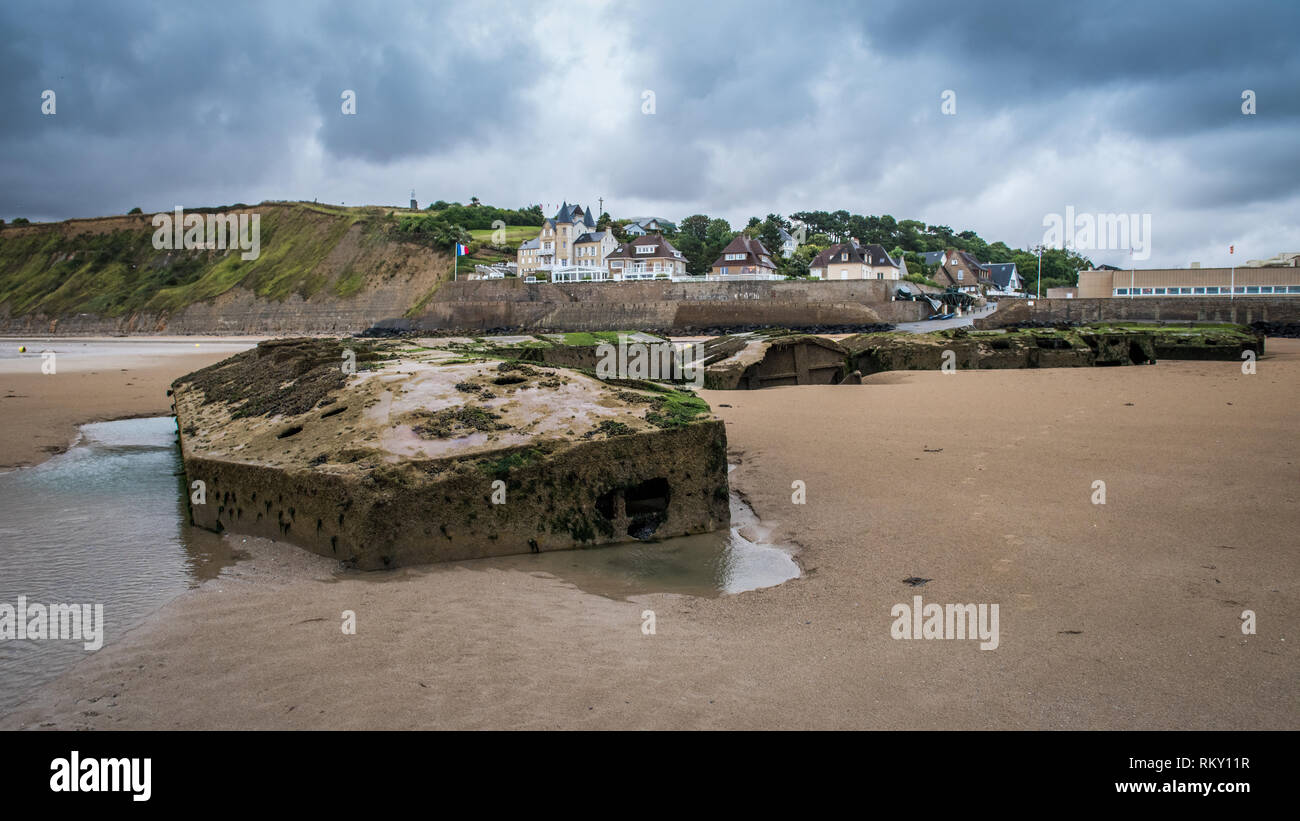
[840,252,848,261]
[635,245,654,254]
[725,253,746,261]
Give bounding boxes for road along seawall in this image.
[976,297,1300,329]
[408,279,931,332]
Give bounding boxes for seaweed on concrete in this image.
[174,337,382,419]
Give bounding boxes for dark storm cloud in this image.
[0,0,543,217]
[1,0,1297,265]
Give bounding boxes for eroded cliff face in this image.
[0,203,452,335]
[171,338,730,569]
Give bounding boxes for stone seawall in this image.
[1,275,932,336]
[410,279,930,332]
[976,297,1300,329]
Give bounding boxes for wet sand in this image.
[2,340,1297,729]
[0,337,258,470]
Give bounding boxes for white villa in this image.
[517,202,618,280]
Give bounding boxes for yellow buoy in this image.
[18,345,26,353]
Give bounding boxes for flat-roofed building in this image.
[1078,267,1300,298]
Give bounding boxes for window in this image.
[1194,287,1206,294]
[1260,286,1273,293]
[1235,286,1245,293]
[636,245,654,254]
[725,253,745,261]
[1289,286,1300,293]
[1115,288,1128,295]
[1246,286,1260,294]
[957,270,963,280]
[1181,287,1192,294]
[840,252,848,261]
[1205,287,1219,294]
[1154,288,1166,294]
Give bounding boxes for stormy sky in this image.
[3,0,1297,268]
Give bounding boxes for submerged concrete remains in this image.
[702,334,849,389]
[171,338,730,569]
[701,325,1265,388]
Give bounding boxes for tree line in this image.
[412,199,1094,290]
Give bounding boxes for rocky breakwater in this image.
[170,337,730,569]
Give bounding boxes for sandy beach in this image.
[0,337,259,470]
[2,339,1296,730]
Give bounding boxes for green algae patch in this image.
[645,391,710,430]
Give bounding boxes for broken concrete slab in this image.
[703,334,849,389]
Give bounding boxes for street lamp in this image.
[1032,244,1044,299]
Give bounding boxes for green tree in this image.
[678,214,710,243]
[779,244,817,279]
[758,216,784,256]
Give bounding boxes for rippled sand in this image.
[3,340,1297,729]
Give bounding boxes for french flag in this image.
[455,243,469,256]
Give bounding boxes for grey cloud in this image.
[0,0,1297,269]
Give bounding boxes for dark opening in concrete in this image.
[626,477,671,515]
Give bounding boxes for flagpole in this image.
[454,243,458,281]
[1229,246,1234,300]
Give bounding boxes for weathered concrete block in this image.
[172,338,729,569]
